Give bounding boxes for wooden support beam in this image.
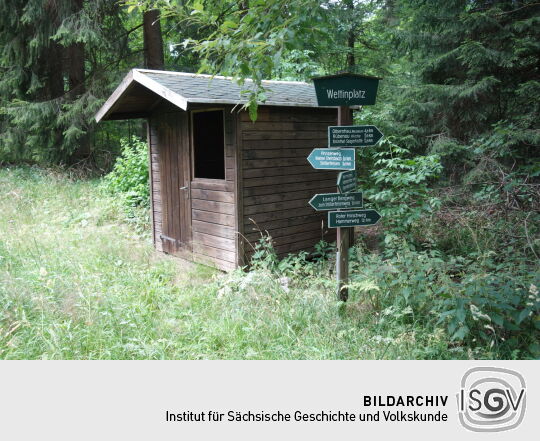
[336,105,353,301]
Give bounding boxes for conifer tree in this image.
[0,0,135,164]
[391,0,539,178]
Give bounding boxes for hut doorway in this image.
[156,111,192,256]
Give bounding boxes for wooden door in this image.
[157,111,192,256]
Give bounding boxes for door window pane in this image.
[193,110,225,179]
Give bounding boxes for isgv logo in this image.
[457,367,526,432]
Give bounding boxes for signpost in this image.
[337,170,356,194]
[328,125,383,148]
[311,73,382,302]
[312,73,380,106]
[309,192,363,211]
[307,148,355,170]
[333,107,353,301]
[328,209,381,228]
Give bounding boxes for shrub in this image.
[436,253,540,358]
[348,240,540,358]
[360,138,443,238]
[104,137,149,207]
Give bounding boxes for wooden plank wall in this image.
[148,118,163,252]
[149,105,337,270]
[240,106,338,261]
[190,107,237,271]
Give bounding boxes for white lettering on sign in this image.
[326,89,366,100]
[329,126,380,147]
[335,213,371,223]
[319,195,357,205]
[314,150,353,168]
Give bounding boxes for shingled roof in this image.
[95,69,322,122]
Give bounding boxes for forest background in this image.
[0,0,538,359]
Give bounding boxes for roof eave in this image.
[95,69,189,123]
[95,69,135,123]
[132,69,188,111]
[185,97,336,109]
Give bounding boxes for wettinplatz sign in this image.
[328,125,383,148]
[312,73,381,107]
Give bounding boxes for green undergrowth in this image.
[0,166,538,359]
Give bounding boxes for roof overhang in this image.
[95,69,345,123]
[95,69,189,122]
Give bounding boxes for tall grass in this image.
[0,166,517,359]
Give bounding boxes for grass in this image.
[0,166,503,359]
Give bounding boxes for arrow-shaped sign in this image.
[328,125,383,148]
[328,209,381,228]
[307,148,355,171]
[309,192,363,211]
[337,170,356,194]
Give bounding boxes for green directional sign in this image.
[312,73,380,106]
[328,125,383,147]
[309,192,363,211]
[307,148,355,170]
[328,209,381,228]
[337,170,356,194]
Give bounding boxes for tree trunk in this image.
[383,0,398,26]
[345,0,355,70]
[143,9,164,69]
[69,0,90,160]
[68,43,85,97]
[69,0,85,98]
[346,31,355,69]
[47,43,65,99]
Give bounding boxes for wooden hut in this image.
[96,69,338,270]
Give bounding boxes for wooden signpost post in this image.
[334,106,353,300]
[310,73,383,301]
